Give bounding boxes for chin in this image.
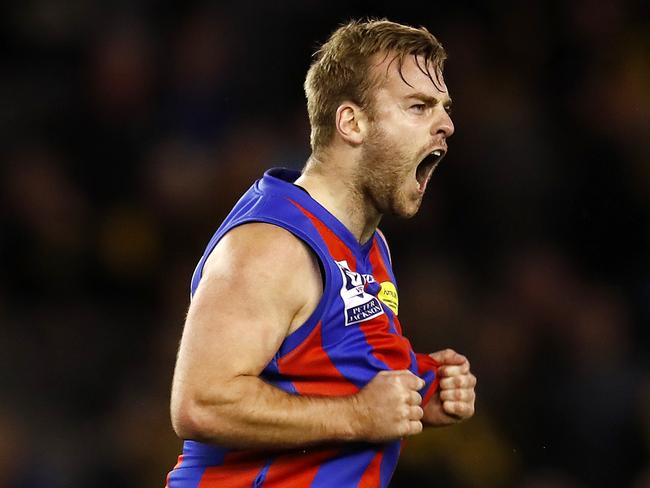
[400,208,419,219]
[392,200,421,219]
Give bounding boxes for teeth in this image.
[432,149,442,157]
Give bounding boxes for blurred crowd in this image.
[0,1,648,487]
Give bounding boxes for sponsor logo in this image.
[335,260,385,326]
[378,281,399,315]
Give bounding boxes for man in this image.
[167,19,476,488]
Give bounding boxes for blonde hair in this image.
[304,19,447,152]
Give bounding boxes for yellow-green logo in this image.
[378,281,398,315]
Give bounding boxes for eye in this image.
[444,105,453,115]
[410,103,426,113]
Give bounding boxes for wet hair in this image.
[304,18,447,152]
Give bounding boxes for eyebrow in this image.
[406,91,453,108]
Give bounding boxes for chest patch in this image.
[378,281,399,315]
[335,260,385,326]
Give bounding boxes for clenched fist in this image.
[354,370,425,442]
[424,349,476,427]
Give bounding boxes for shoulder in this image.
[200,223,323,330]
[203,222,317,277]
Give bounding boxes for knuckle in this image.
[415,406,424,419]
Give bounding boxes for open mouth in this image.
[415,149,445,192]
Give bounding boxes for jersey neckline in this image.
[259,167,376,258]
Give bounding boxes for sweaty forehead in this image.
[371,52,448,96]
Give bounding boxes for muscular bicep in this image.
[173,223,322,404]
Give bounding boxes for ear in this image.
[335,102,368,145]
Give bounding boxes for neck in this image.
[295,154,381,245]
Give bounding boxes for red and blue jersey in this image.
[166,168,440,488]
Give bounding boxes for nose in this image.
[432,109,454,139]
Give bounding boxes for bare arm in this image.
[170,223,424,449]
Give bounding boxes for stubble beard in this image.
[357,123,422,219]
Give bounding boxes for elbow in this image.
[171,397,198,440]
[170,372,248,444]
[171,389,237,443]
[171,393,214,441]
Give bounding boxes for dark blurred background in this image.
[0,1,648,487]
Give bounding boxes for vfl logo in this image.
[335,260,384,326]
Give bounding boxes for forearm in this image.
[173,375,362,449]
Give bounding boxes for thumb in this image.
[429,348,467,365]
[404,371,426,390]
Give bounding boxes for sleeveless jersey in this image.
[166,168,440,488]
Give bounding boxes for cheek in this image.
[381,116,413,139]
